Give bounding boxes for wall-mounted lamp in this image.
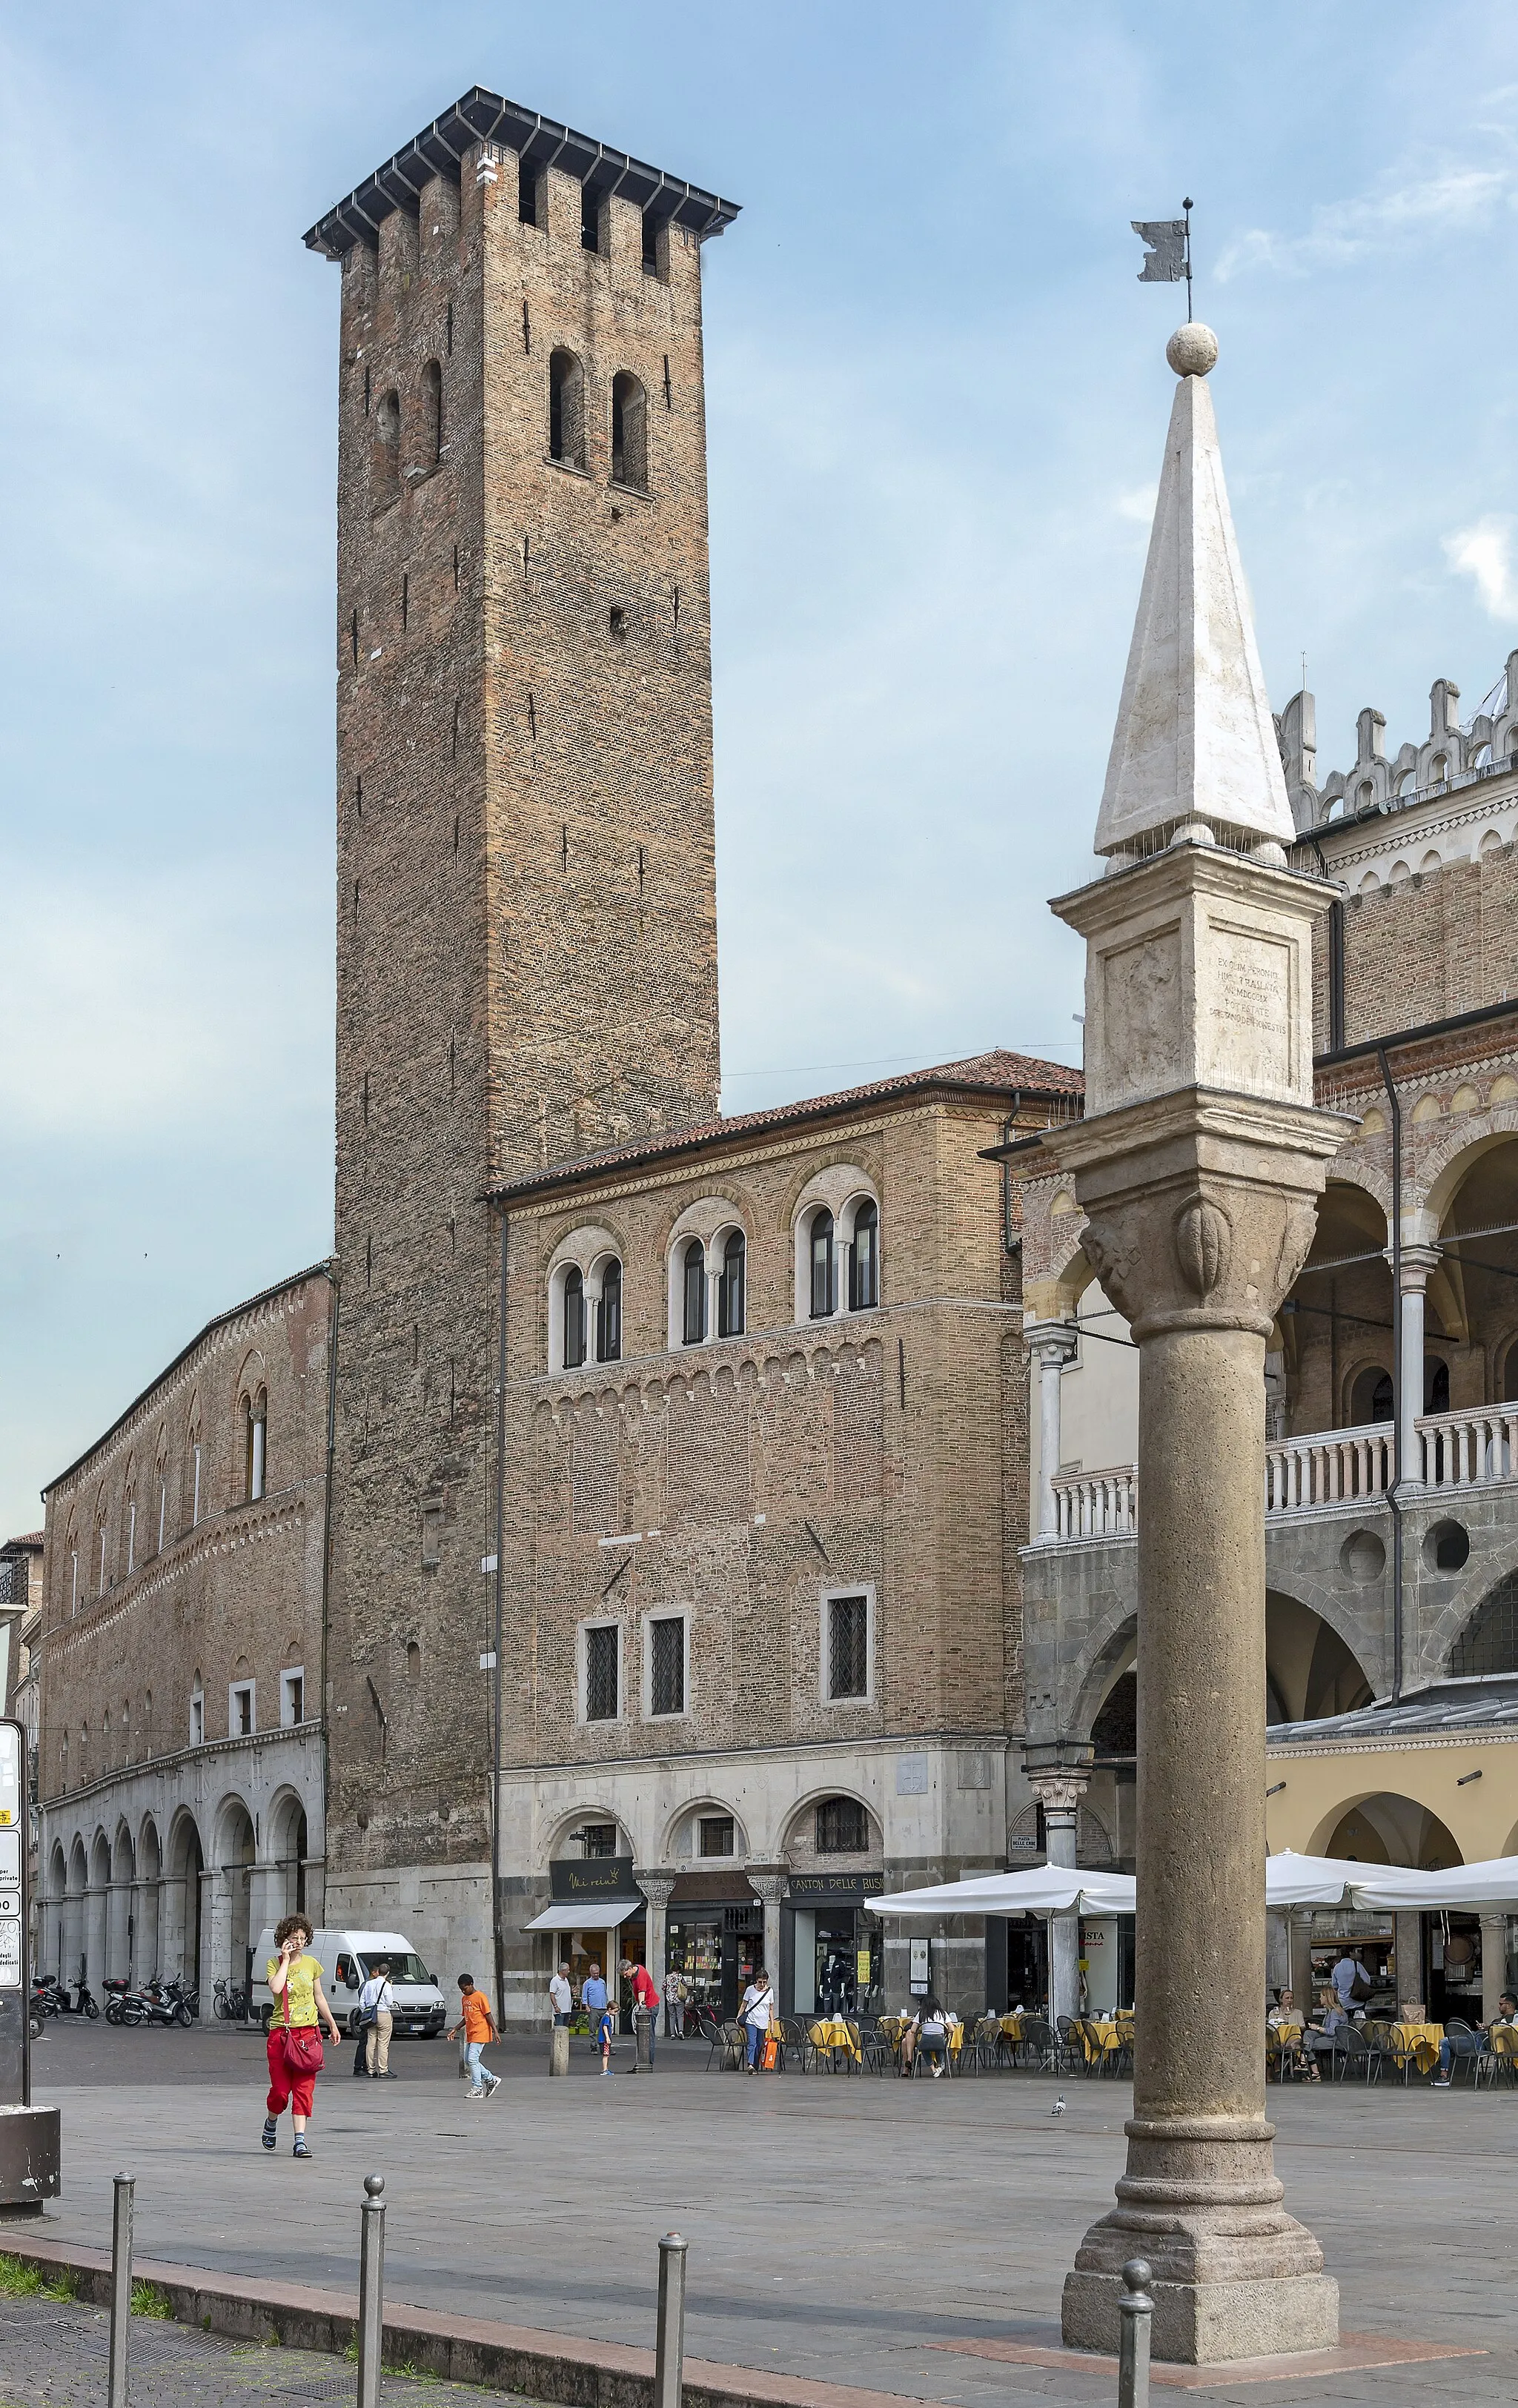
[1266,1782,1286,1797]
[1457,1768,1483,1787]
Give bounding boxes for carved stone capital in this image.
[1025,1317,1079,1368]
[1027,1774,1089,1812]
[636,1870,677,1909]
[1392,1241,1442,1292]
[1042,1088,1353,1343]
[743,1862,788,1903]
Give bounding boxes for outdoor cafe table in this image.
[809,2018,862,2066]
[1389,2020,1444,2077]
[1083,2017,1128,2067]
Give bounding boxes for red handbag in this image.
[281,2024,325,2077]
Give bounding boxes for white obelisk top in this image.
[1093,325,1296,859]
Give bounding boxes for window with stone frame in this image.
[698,1814,735,1857]
[548,349,586,469]
[577,1822,618,1858]
[680,1239,706,1345]
[611,371,648,491]
[816,1797,868,1854]
[596,1260,623,1363]
[584,1623,620,1722]
[562,1266,587,1369]
[717,1229,746,1337]
[826,1593,869,1700]
[649,1614,686,1717]
[809,1209,836,1319]
[848,1199,879,1310]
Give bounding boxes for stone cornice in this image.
[36,1717,324,1817]
[1267,1728,1517,1761]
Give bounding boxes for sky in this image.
[4,1,1518,1535]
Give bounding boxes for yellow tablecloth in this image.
[1084,2018,1127,2058]
[1390,2020,1443,2074]
[809,2018,861,2063]
[999,2014,1024,2039]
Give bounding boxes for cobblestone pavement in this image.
[19,2029,1518,2405]
[0,2290,543,2408]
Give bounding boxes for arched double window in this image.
[794,1181,881,1324]
[611,371,647,491]
[548,350,586,469]
[550,1235,623,1370]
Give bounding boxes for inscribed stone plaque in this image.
[1205,923,1292,1094]
[895,1754,929,1796]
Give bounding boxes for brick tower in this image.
[305,92,738,1963]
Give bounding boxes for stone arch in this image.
[1420,1122,1518,1230]
[1309,1789,1462,1870]
[1443,1561,1518,1676]
[1264,1590,1374,1722]
[44,1840,68,1983]
[163,1808,205,1989]
[61,1836,87,1985]
[86,1828,110,1987]
[778,1785,884,1871]
[664,1797,749,1863]
[267,1786,311,1922]
[212,1793,256,1990]
[107,1818,136,1979]
[543,1803,633,1863]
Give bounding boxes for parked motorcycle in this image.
[103,1975,130,2026]
[34,1974,99,2019]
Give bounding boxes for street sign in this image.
[0,1721,19,1827]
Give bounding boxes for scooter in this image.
[103,1975,130,2026]
[42,1976,99,2019]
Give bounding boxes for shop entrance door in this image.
[1007,1920,1047,2015]
[1428,1911,1483,2025]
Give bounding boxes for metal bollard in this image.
[356,2173,386,2408]
[108,2172,134,2408]
[654,2231,688,2408]
[1117,2258,1153,2408]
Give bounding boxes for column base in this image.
[1063,2269,1339,2364]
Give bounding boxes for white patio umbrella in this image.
[868,1865,1136,1917]
[1345,1857,1518,1911]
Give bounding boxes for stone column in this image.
[1393,1914,1424,2013]
[1029,1774,1087,2024]
[1393,1244,1440,1484]
[746,1867,787,2008]
[637,1870,675,2026]
[1027,1322,1078,1539]
[1482,1912,1509,2024]
[1287,1911,1316,2012]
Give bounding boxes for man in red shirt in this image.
[620,1956,661,2065]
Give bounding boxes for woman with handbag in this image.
[262,1914,342,2157]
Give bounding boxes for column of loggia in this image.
[1393,1242,1441,1483]
[1027,1322,1079,1539]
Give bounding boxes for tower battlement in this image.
[304,85,739,263]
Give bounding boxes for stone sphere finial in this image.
[1167,322,1219,378]
[364,2172,385,2198]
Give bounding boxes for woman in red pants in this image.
[262,1914,342,2157]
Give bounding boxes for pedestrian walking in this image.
[448,1975,502,2100]
[548,1963,574,2026]
[581,1960,614,2074]
[621,1956,660,2064]
[664,1967,686,2040]
[739,1967,772,2072]
[361,1958,397,2078]
[262,1914,342,2157]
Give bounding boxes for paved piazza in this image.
[10,2023,1517,2404]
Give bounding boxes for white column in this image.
[251,1417,266,1501]
[1027,1322,1078,1539]
[1030,1776,1086,2026]
[1395,1244,1439,1485]
[1482,1911,1509,2026]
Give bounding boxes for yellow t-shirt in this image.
[269,1952,322,2029]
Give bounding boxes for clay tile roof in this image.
[488,1047,1083,1203]
[1,1534,43,1553]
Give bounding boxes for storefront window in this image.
[789,1906,879,2017]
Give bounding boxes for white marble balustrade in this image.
[1265,1424,1393,1513]
[1050,1466,1137,1542]
[1418,1404,1518,1489]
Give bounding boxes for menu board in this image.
[0,1723,18,1827]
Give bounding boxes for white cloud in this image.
[1444,516,1518,620]
[1116,482,1158,524]
[1218,165,1513,281]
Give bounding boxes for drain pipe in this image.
[1376,1047,1405,1704]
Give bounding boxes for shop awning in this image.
[522,1898,645,1933]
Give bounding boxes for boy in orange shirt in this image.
[448,1974,501,2100]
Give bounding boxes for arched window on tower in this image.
[244,1390,267,1503]
[717,1230,746,1338]
[548,350,586,470]
[596,1259,623,1363]
[611,371,647,491]
[848,1200,879,1311]
[373,388,401,509]
[420,359,443,468]
[809,1210,836,1320]
[681,1239,706,1346]
[562,1267,587,1370]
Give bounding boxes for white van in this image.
[251,1928,448,2040]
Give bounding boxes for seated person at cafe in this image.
[1434,1990,1518,2087]
[901,1997,951,2077]
[1266,1988,1316,2081]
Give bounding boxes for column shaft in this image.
[1399,1277,1425,1485]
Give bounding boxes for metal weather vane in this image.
[1132,198,1194,319]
